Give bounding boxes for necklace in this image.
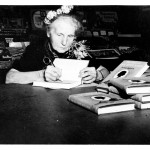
[43,40,58,66]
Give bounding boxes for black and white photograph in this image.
[0,0,150,149]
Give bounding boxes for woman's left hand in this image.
[79,67,97,84]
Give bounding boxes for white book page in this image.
[53,58,89,82]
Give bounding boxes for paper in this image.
[33,80,81,89]
[33,58,89,89]
[53,58,89,81]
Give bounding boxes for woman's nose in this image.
[61,37,68,46]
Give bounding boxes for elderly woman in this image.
[6,5,109,84]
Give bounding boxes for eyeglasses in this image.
[43,56,52,65]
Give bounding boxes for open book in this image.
[33,58,89,89]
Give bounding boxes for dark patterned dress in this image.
[12,37,83,72]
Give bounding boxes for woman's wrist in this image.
[37,69,45,81]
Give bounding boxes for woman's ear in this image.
[46,25,51,37]
[74,36,77,40]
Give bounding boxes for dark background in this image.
[0,6,147,31]
[0,5,149,46]
[1,5,150,83]
[0,5,149,49]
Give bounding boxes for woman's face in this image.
[48,17,76,53]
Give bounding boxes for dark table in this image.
[0,83,150,144]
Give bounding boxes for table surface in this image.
[0,83,150,144]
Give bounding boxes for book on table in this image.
[134,101,150,109]
[131,93,150,110]
[33,58,89,89]
[102,60,149,83]
[131,94,150,103]
[109,77,150,95]
[68,91,135,115]
[96,82,119,94]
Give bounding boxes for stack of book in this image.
[97,60,150,110]
[108,77,150,110]
[131,94,150,109]
[68,60,150,115]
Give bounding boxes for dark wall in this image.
[0,5,146,33]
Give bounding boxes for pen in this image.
[50,60,62,82]
[51,60,55,67]
[43,56,62,81]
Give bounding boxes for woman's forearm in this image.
[5,68,45,84]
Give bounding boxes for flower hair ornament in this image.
[44,5,74,24]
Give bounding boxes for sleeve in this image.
[96,65,110,82]
[12,44,45,72]
[87,57,110,82]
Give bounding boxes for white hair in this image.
[46,14,82,36]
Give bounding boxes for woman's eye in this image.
[57,34,62,36]
[68,35,74,38]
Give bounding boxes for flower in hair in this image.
[61,5,73,13]
[44,5,74,24]
[47,11,57,20]
[56,9,62,15]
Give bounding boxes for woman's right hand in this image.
[44,65,62,82]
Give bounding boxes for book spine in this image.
[134,101,150,109]
[131,94,150,103]
[131,95,142,102]
[68,96,98,114]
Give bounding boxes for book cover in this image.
[134,101,150,109]
[68,92,135,115]
[109,77,150,95]
[131,94,150,103]
[102,60,149,83]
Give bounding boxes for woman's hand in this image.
[44,65,62,82]
[79,67,97,84]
